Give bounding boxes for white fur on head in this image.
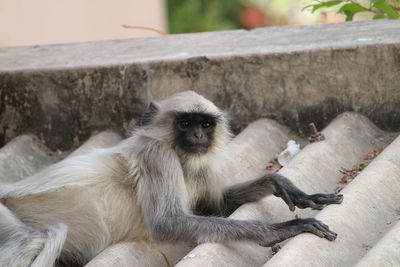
[158,91,222,116]
[139,91,232,147]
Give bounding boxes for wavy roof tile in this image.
[0,113,398,267]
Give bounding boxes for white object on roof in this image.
[277,140,300,166]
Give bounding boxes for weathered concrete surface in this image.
[0,135,56,182]
[1,20,400,150]
[176,112,394,267]
[1,20,399,70]
[84,119,301,267]
[265,134,400,267]
[66,130,122,158]
[355,221,400,267]
[0,131,122,183]
[224,118,305,185]
[85,242,194,267]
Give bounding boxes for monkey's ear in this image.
[139,101,160,126]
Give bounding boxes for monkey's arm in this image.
[221,173,343,217]
[136,144,337,246]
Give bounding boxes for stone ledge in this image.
[1,20,399,71]
[1,20,400,150]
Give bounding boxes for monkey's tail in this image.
[31,223,68,267]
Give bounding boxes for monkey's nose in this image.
[194,132,203,139]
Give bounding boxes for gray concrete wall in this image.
[1,20,399,150]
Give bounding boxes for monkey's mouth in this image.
[181,144,209,154]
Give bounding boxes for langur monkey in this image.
[0,91,343,266]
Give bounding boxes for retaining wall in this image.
[1,20,399,150]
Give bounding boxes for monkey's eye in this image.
[202,122,212,128]
[179,120,190,127]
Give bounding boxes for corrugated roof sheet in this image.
[1,112,399,266]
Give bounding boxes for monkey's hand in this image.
[260,218,338,247]
[267,174,343,211]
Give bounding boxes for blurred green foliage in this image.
[304,0,400,21]
[167,0,399,35]
[167,0,242,33]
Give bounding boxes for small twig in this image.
[122,24,167,35]
[308,122,319,136]
[159,251,172,267]
[308,122,325,142]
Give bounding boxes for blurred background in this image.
[0,0,382,47]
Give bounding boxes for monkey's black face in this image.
[173,112,218,154]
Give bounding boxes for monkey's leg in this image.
[0,202,43,267]
[0,202,67,267]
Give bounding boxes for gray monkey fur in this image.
[0,91,342,266]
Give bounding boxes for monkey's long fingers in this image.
[298,199,325,210]
[304,220,337,241]
[315,226,337,241]
[309,194,343,205]
[313,220,337,241]
[321,227,337,241]
[277,188,295,211]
